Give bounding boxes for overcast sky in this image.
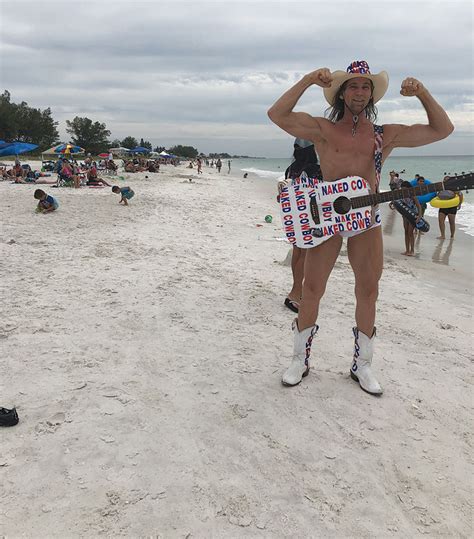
[0,0,472,156]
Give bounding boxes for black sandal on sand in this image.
[284,298,299,313]
[0,407,19,427]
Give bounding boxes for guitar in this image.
[280,172,473,248]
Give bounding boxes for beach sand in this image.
[1,163,472,537]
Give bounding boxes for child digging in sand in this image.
[112,185,135,205]
[34,189,59,213]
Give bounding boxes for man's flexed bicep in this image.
[267,68,332,141]
[268,110,324,142]
[388,77,454,149]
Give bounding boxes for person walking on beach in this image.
[437,191,463,239]
[399,180,422,256]
[389,171,402,190]
[228,160,231,173]
[415,176,429,217]
[112,185,135,205]
[268,60,453,395]
[278,139,322,314]
[216,158,222,173]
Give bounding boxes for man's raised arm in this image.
[388,77,454,149]
[267,68,333,141]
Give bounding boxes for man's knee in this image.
[303,279,327,303]
[355,278,380,302]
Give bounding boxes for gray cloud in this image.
[0,0,472,156]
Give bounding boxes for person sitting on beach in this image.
[124,161,136,173]
[268,59,453,394]
[34,189,59,213]
[86,165,111,186]
[106,159,117,172]
[58,159,78,188]
[400,180,422,256]
[112,185,135,205]
[147,161,158,173]
[12,162,26,179]
[87,164,98,182]
[55,157,64,174]
[437,190,463,240]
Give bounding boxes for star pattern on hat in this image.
[348,60,371,74]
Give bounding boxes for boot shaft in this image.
[293,319,318,366]
[353,326,376,363]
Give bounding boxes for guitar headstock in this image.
[444,172,473,192]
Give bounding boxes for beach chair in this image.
[56,173,74,187]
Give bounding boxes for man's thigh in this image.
[347,226,383,285]
[304,235,343,290]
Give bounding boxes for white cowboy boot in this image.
[282,319,318,386]
[350,327,383,395]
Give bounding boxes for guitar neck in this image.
[351,181,446,209]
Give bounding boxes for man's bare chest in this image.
[326,125,375,156]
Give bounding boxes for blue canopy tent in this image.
[129,146,151,154]
[0,141,39,157]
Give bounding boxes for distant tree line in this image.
[0,90,246,159]
[0,91,59,149]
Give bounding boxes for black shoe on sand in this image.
[0,407,19,427]
[284,298,299,313]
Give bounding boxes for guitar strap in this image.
[373,124,384,193]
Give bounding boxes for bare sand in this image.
[1,162,472,537]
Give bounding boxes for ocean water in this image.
[232,155,474,237]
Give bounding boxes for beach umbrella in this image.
[98,152,110,158]
[0,141,38,157]
[109,147,130,153]
[53,143,85,154]
[42,145,62,155]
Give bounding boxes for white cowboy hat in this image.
[323,60,389,105]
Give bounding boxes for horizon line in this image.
[263,154,474,159]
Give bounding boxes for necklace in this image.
[351,114,359,137]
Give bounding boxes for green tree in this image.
[0,90,59,149]
[121,136,138,149]
[168,145,198,158]
[139,138,153,150]
[109,138,122,149]
[154,145,166,153]
[65,116,111,154]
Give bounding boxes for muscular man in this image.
[268,60,453,395]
